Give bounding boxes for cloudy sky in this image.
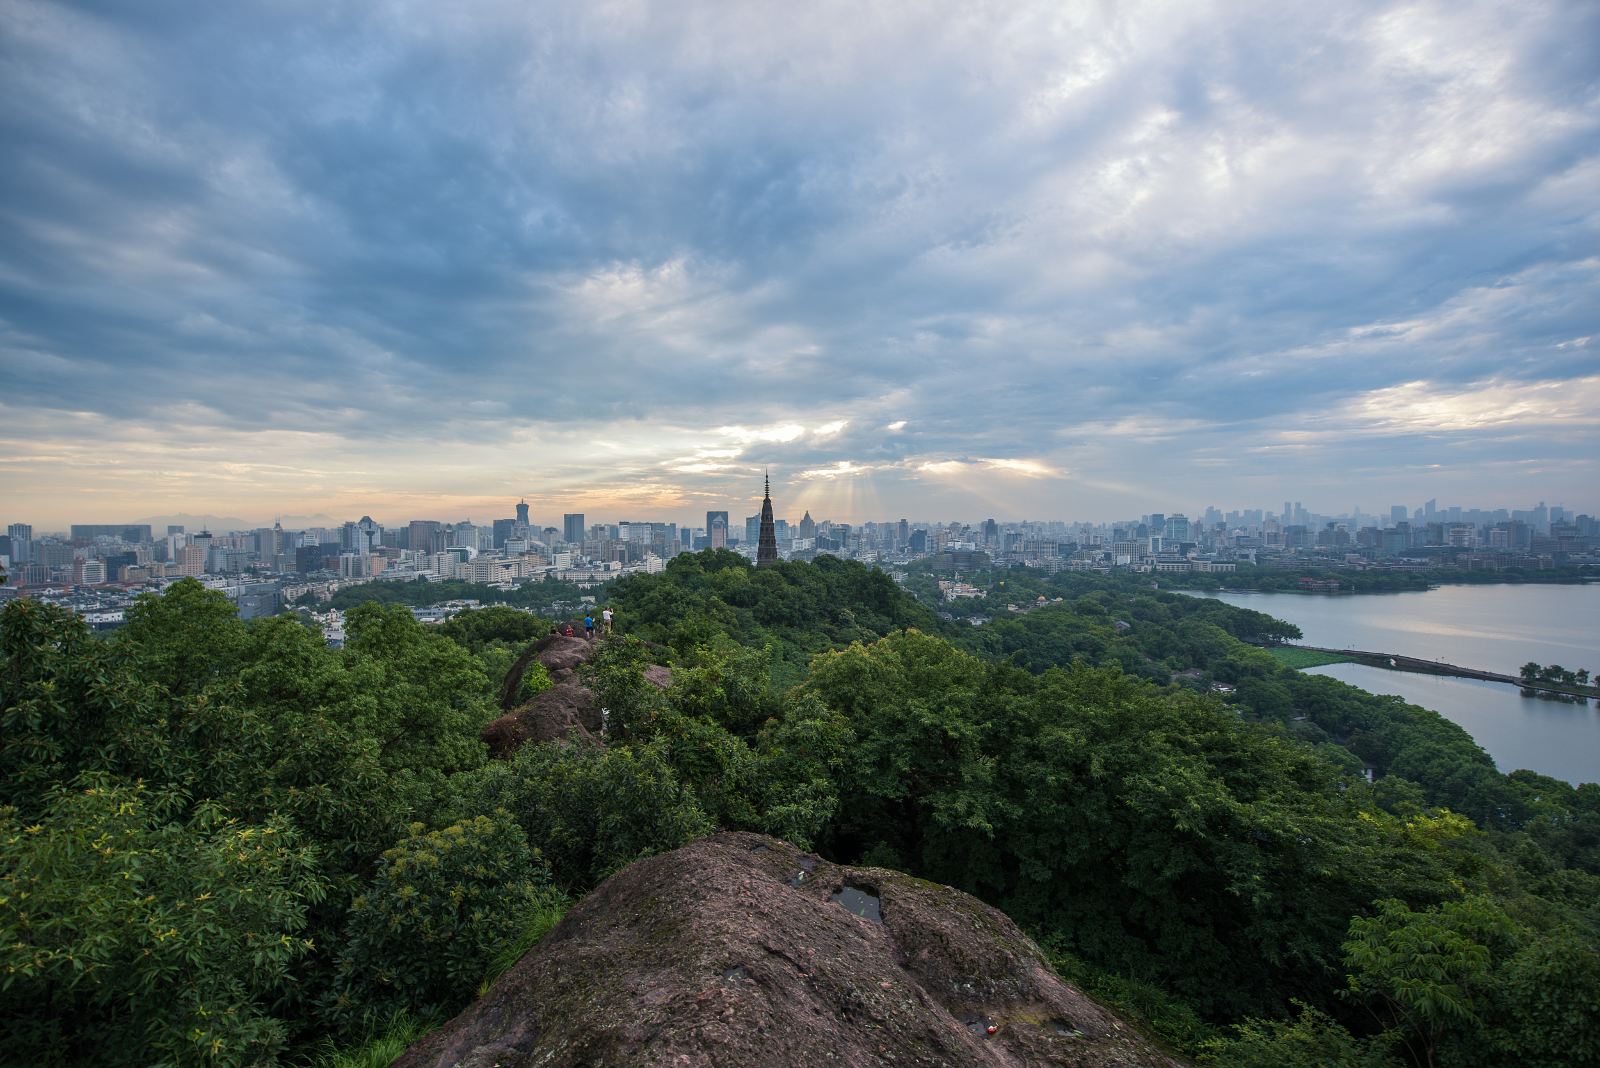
[2,0,1597,530]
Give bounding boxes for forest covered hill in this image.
[3,553,1597,1067]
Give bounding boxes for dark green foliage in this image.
[610,550,942,684]
[803,631,1466,1017]
[1150,563,1597,594]
[327,814,557,1027]
[1343,897,1600,1068]
[1200,1002,1399,1067]
[0,584,506,1059]
[1,597,136,815]
[579,634,849,849]
[1,779,324,1068]
[435,605,545,653]
[446,740,715,892]
[318,577,597,614]
[3,559,1596,1067]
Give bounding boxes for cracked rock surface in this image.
[394,832,1184,1068]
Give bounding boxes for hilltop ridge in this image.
[395,832,1183,1068]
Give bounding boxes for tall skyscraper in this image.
[563,513,585,544]
[409,520,444,555]
[757,475,778,568]
[709,516,727,548]
[6,524,32,564]
[516,499,530,526]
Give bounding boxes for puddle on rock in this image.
[723,964,751,982]
[787,857,818,887]
[961,1013,996,1036]
[831,884,882,923]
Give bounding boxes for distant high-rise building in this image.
[709,516,727,549]
[745,515,761,545]
[1390,505,1407,526]
[6,524,32,564]
[562,513,586,544]
[756,476,779,568]
[516,499,530,526]
[344,516,382,554]
[409,520,444,555]
[493,518,516,549]
[798,511,816,541]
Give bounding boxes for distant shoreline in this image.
[1180,574,1598,596]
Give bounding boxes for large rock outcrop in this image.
[394,833,1184,1068]
[496,633,597,710]
[484,634,675,756]
[483,634,605,754]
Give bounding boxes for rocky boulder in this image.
[485,633,609,753]
[480,682,602,756]
[394,832,1184,1068]
[497,634,598,710]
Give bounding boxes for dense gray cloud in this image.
[1,0,1596,526]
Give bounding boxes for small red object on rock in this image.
[986,1024,998,1035]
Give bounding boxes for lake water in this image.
[1194,584,1600,785]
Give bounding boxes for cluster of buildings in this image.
[2,495,1594,626]
[913,500,1599,578]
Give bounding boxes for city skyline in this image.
[3,2,1598,527]
[4,492,1588,541]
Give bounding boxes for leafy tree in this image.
[341,602,497,808]
[1200,1002,1399,1067]
[446,740,713,892]
[114,578,251,697]
[1342,896,1516,1068]
[1,597,142,815]
[326,814,557,1028]
[435,606,545,654]
[0,778,324,1068]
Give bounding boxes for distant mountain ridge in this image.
[132,512,339,531]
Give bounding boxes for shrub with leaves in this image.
[327,814,555,1028]
[0,777,324,1067]
[447,739,715,892]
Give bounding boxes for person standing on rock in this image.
[601,607,613,635]
[584,613,595,640]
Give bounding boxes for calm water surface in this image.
[1196,584,1600,785]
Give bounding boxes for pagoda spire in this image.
[757,471,779,568]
